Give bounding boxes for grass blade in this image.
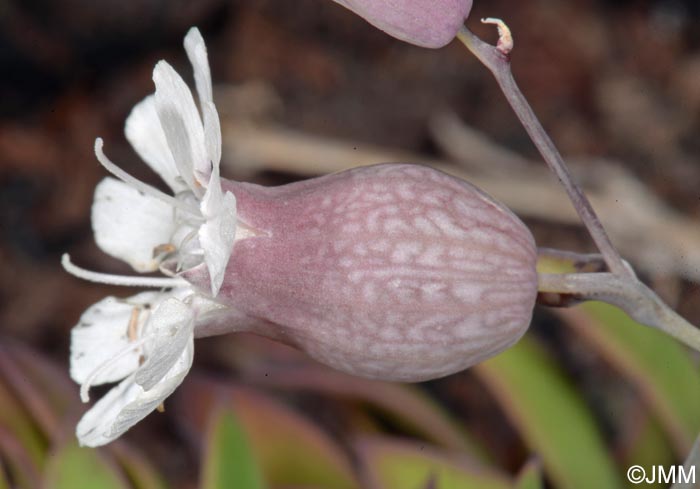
[475,338,623,489]
[43,442,128,489]
[0,463,8,489]
[179,376,359,489]
[201,408,266,489]
[559,302,700,455]
[246,365,480,454]
[110,443,167,489]
[514,459,543,489]
[357,437,511,489]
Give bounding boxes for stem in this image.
[456,22,632,280]
[538,272,700,353]
[458,19,700,357]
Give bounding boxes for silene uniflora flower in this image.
[66,26,539,448]
[63,27,242,447]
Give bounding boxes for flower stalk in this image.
[456,20,632,280]
[458,19,700,353]
[538,271,700,353]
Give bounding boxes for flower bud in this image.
[332,0,473,48]
[187,164,538,381]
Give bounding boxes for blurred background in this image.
[1,0,700,487]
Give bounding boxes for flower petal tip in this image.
[184,27,205,50]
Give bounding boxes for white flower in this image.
[68,289,226,447]
[62,27,236,447]
[92,26,236,295]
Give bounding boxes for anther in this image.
[153,243,177,259]
[127,308,140,342]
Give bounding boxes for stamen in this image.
[127,308,141,342]
[152,243,177,259]
[172,229,203,272]
[179,228,200,248]
[80,336,148,402]
[94,138,200,217]
[62,254,189,288]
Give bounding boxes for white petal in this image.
[76,374,142,447]
[70,292,161,384]
[135,298,194,391]
[202,101,222,173]
[92,177,177,272]
[198,165,237,295]
[153,61,209,193]
[184,27,212,105]
[125,95,186,193]
[76,340,193,447]
[191,294,229,321]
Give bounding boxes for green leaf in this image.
[219,334,482,456]
[357,437,511,489]
[475,338,623,489]
[110,443,167,489]
[232,390,359,489]
[0,370,46,488]
[0,372,46,469]
[514,459,543,489]
[538,254,700,455]
[178,377,359,489]
[620,414,675,489]
[201,409,266,489]
[0,345,64,442]
[0,465,8,489]
[246,365,481,455]
[560,302,700,455]
[43,442,128,489]
[0,436,39,489]
[6,343,79,436]
[536,255,578,274]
